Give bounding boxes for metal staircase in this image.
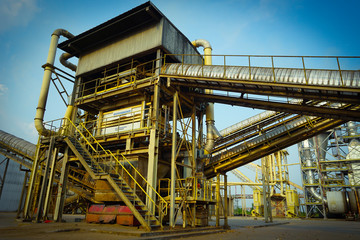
[63,120,165,231]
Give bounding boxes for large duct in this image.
[303,139,327,204]
[191,39,221,154]
[59,53,77,72]
[347,122,360,186]
[314,133,328,161]
[35,29,74,137]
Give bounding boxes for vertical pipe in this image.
[191,39,221,154]
[170,91,178,228]
[35,29,74,136]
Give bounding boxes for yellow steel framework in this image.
[1,3,359,231]
[1,52,359,229]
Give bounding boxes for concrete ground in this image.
[192,217,360,240]
[0,212,359,240]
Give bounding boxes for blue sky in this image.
[1,0,359,191]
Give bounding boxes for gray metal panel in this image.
[0,130,36,158]
[161,18,202,64]
[76,22,163,76]
[0,156,25,211]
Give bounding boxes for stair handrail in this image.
[64,117,168,217]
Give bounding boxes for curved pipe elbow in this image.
[34,118,54,137]
[60,53,77,72]
[52,29,74,39]
[204,139,214,155]
[191,39,212,50]
[203,121,222,155]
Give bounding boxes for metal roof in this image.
[58,1,164,57]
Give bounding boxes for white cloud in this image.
[18,121,38,143]
[0,83,8,96]
[0,0,40,33]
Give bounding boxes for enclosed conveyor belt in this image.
[204,102,359,178]
[218,100,302,138]
[0,129,97,202]
[0,130,36,160]
[214,112,295,154]
[204,113,349,178]
[161,64,360,104]
[220,110,279,138]
[214,100,321,153]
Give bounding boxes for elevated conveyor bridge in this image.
[160,55,360,177]
[0,54,359,223]
[161,55,360,120]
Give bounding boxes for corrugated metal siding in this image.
[0,156,25,211]
[76,22,163,76]
[162,64,360,88]
[0,130,36,158]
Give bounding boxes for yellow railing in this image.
[76,58,162,100]
[83,104,151,137]
[163,54,360,87]
[72,54,360,102]
[159,177,215,202]
[63,117,168,218]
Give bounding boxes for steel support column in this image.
[54,147,70,222]
[192,105,196,175]
[36,136,55,222]
[146,49,162,212]
[42,146,59,220]
[16,170,29,219]
[224,173,229,229]
[23,139,42,221]
[0,157,10,199]
[262,156,273,223]
[216,173,220,227]
[170,91,178,228]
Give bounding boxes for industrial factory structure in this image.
[299,122,360,218]
[0,1,360,231]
